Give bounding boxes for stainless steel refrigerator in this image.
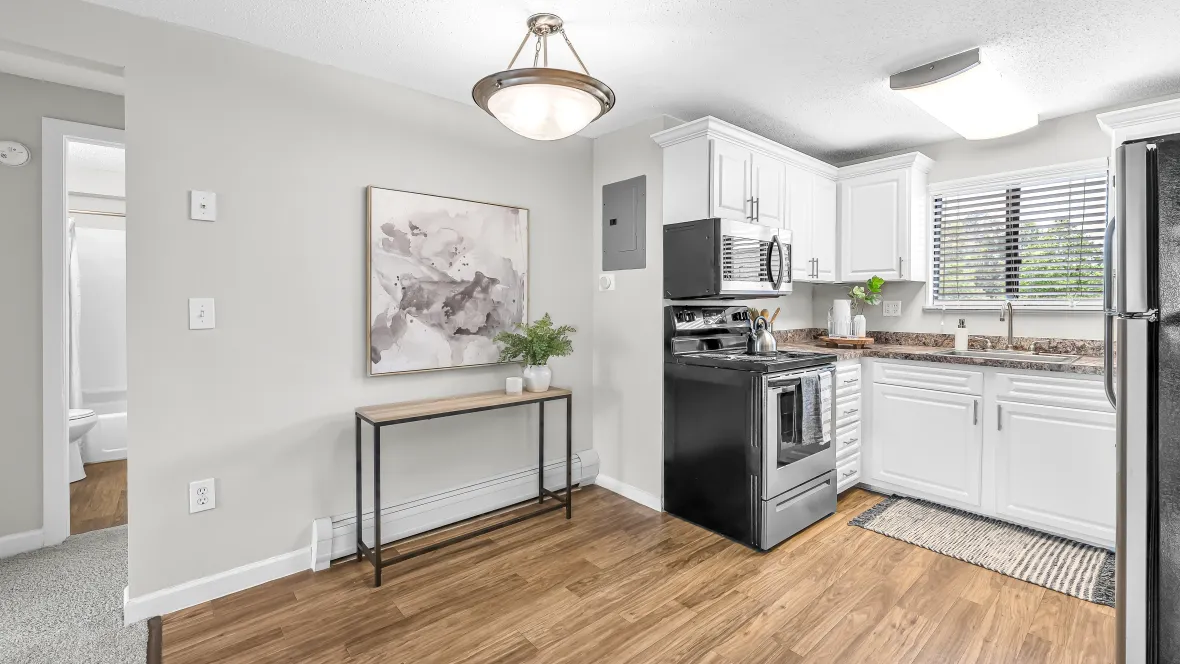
[1108,137,1180,663]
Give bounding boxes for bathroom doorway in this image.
[41,119,126,545]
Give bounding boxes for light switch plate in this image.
[190,190,217,221]
[598,274,616,291]
[189,478,216,513]
[883,301,902,317]
[189,298,215,329]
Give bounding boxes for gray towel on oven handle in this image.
[801,370,831,447]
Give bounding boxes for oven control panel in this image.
[669,305,750,331]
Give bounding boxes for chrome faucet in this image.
[999,301,1015,350]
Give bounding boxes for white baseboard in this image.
[327,450,599,561]
[593,474,662,512]
[123,547,310,625]
[0,529,44,559]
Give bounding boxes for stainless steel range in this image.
[663,305,838,550]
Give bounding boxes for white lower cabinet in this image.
[863,360,1116,548]
[869,382,983,506]
[994,400,1116,544]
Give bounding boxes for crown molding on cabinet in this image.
[651,116,838,179]
[1097,97,1180,141]
[836,152,933,180]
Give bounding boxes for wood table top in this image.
[356,387,572,424]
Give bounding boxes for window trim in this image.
[925,158,1110,312]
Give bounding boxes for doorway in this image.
[41,119,125,545]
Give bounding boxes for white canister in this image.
[505,376,523,396]
[830,299,852,337]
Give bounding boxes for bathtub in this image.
[82,390,126,463]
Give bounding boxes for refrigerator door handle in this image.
[1104,214,1117,408]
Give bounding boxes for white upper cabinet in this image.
[785,163,838,282]
[710,138,753,222]
[836,153,933,282]
[653,117,838,251]
[751,152,787,228]
[812,177,838,281]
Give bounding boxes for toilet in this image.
[68,408,98,483]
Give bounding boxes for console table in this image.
[354,387,573,586]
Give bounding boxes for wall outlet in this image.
[189,478,216,513]
[189,297,215,329]
[882,301,902,317]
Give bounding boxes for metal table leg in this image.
[373,424,382,587]
[566,395,573,519]
[538,401,545,504]
[355,415,362,562]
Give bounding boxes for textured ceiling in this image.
[82,0,1180,161]
[68,141,124,172]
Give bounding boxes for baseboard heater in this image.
[314,450,599,568]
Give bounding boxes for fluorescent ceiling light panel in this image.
[890,49,1038,140]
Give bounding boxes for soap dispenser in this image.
[955,318,969,350]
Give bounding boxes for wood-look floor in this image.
[162,486,1115,664]
[70,459,127,535]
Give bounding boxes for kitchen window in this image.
[929,161,1109,309]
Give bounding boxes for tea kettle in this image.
[747,316,777,355]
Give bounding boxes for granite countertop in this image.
[774,331,1105,376]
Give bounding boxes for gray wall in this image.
[590,117,674,500]
[1,0,592,596]
[0,72,124,539]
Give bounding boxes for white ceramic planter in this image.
[522,364,552,393]
[852,314,867,338]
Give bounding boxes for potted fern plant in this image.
[494,313,575,392]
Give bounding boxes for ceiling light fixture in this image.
[890,48,1038,140]
[473,13,615,141]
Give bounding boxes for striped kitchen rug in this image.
[850,496,1115,606]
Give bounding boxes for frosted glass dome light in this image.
[473,14,615,141]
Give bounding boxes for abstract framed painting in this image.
[367,186,528,376]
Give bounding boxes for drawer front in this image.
[994,372,1112,413]
[835,393,862,427]
[836,364,862,397]
[837,452,861,493]
[835,422,861,460]
[872,361,983,396]
[762,470,837,549]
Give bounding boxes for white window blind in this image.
[931,167,1108,307]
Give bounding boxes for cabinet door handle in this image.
[997,404,1003,430]
[747,198,754,221]
[754,197,760,222]
[973,400,978,425]
[815,258,820,278]
[898,256,904,277]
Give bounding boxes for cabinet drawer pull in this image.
[841,469,857,479]
[847,437,858,444]
[842,378,858,385]
[843,408,859,415]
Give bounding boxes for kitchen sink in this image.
[930,349,1080,364]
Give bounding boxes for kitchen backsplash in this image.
[773,328,1103,357]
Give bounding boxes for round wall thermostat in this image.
[0,141,31,167]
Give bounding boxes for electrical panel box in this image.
[602,175,646,271]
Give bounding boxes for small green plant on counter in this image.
[494,313,575,366]
[849,275,885,316]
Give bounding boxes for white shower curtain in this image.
[68,217,83,411]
